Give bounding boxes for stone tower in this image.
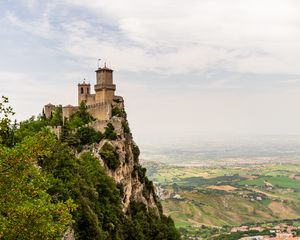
[78,81,91,105]
[95,64,116,103]
[44,103,55,118]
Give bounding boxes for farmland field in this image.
[143,162,300,228]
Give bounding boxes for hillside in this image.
[0,96,180,240]
[143,161,300,238]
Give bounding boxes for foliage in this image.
[14,106,62,144]
[132,144,140,162]
[112,107,126,118]
[211,229,273,240]
[126,202,181,240]
[60,103,101,150]
[103,123,117,140]
[76,127,102,145]
[0,96,15,147]
[0,97,180,240]
[100,143,120,170]
[122,121,131,134]
[0,131,74,240]
[239,175,300,190]
[134,165,147,182]
[49,105,63,126]
[66,102,95,130]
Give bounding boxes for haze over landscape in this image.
[2,0,300,146]
[1,1,300,240]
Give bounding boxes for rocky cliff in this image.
[91,96,160,215]
[44,96,180,239]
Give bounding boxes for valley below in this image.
[142,159,300,239]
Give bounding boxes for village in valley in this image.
[142,159,300,240]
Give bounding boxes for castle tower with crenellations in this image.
[95,63,116,103]
[43,64,122,125]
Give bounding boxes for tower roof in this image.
[78,81,90,86]
[45,103,55,107]
[95,63,113,72]
[63,104,74,108]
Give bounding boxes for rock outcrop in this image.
[92,96,160,215]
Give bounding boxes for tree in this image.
[0,96,15,147]
[0,98,75,239]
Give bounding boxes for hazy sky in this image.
[1,0,300,144]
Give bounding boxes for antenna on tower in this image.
[97,59,101,69]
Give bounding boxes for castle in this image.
[44,64,123,125]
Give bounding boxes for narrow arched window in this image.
[81,87,84,94]
[87,87,90,94]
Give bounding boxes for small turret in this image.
[78,80,91,105]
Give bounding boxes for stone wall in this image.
[86,102,112,121]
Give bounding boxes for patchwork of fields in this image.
[144,162,300,228]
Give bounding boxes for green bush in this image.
[122,121,131,134]
[127,202,181,240]
[103,123,117,140]
[66,102,95,130]
[49,105,63,126]
[75,127,103,145]
[134,165,147,182]
[132,144,140,162]
[112,107,126,118]
[99,143,120,170]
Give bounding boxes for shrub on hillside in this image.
[99,143,120,170]
[75,127,103,145]
[103,123,117,140]
[132,144,140,162]
[112,107,126,118]
[122,121,131,134]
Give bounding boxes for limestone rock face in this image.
[62,226,75,240]
[94,97,160,215]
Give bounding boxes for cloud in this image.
[60,0,300,75]
[2,0,300,142]
[5,11,54,39]
[4,0,300,75]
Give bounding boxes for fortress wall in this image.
[86,103,112,121]
[47,126,62,139]
[85,94,96,105]
[63,106,77,121]
[89,120,108,133]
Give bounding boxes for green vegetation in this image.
[212,229,273,240]
[103,122,118,140]
[0,97,74,239]
[0,97,180,239]
[0,96,15,147]
[112,107,126,118]
[132,144,140,162]
[66,102,95,130]
[100,143,120,170]
[239,175,300,190]
[134,165,147,182]
[144,161,300,239]
[122,121,131,134]
[76,126,103,145]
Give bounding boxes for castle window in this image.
[87,87,90,94]
[81,87,83,94]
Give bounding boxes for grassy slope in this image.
[146,163,300,228]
